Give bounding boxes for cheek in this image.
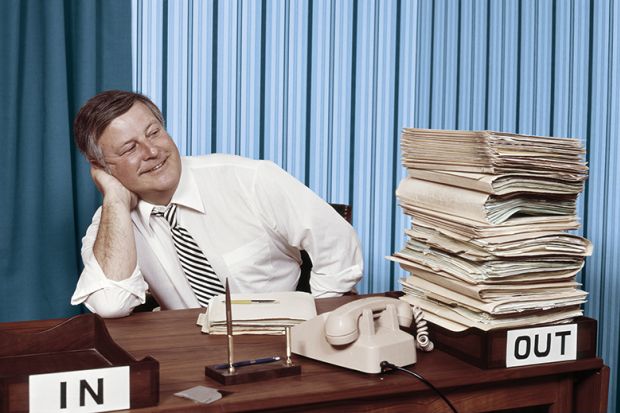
[162,139,178,154]
[110,160,141,184]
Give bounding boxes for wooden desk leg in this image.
[548,377,573,413]
[574,366,610,413]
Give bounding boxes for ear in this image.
[88,158,112,175]
[88,157,104,169]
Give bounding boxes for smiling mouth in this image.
[142,158,167,175]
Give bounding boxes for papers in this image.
[405,223,592,261]
[174,386,222,404]
[391,128,591,332]
[397,178,577,225]
[399,292,583,332]
[399,202,581,238]
[403,268,581,300]
[389,252,584,284]
[407,169,585,196]
[401,276,587,315]
[404,225,592,260]
[198,292,317,335]
[401,128,588,177]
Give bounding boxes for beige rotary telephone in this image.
[291,297,427,373]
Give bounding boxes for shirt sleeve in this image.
[253,161,364,297]
[70,207,149,318]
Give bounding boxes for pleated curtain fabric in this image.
[152,204,225,306]
[1,0,132,322]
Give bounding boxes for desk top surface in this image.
[0,296,605,412]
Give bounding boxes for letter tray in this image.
[0,314,159,412]
[426,317,597,369]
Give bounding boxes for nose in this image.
[141,140,158,159]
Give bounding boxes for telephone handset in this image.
[291,297,422,373]
[324,297,413,345]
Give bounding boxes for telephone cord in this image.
[412,305,434,352]
[380,361,458,413]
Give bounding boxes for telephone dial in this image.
[291,297,432,373]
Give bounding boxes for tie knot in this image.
[152,204,178,227]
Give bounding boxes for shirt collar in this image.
[136,157,205,228]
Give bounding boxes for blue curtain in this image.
[0,0,132,322]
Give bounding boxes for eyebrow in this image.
[145,121,160,133]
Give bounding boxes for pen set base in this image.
[205,361,301,385]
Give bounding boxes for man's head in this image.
[74,90,182,205]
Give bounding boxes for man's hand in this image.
[91,166,138,210]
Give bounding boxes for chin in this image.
[153,176,180,199]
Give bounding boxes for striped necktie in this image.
[152,204,225,306]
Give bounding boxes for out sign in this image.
[506,324,577,367]
[29,366,130,412]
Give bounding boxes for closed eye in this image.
[147,128,160,138]
[120,143,137,155]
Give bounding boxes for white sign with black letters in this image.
[506,324,577,368]
[29,366,130,413]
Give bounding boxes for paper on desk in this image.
[200,291,317,335]
[400,128,588,177]
[394,128,590,333]
[401,276,587,314]
[399,292,583,332]
[408,219,588,247]
[390,256,582,285]
[405,225,592,261]
[397,178,577,225]
[400,203,580,239]
[401,271,580,300]
[174,386,222,404]
[402,276,587,315]
[406,169,585,195]
[390,240,585,283]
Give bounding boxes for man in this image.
[71,90,363,318]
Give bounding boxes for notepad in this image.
[197,291,317,335]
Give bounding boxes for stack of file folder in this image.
[390,128,592,332]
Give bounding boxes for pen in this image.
[231,299,278,304]
[215,356,281,370]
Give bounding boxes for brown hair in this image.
[73,90,164,164]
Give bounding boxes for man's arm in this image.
[254,162,364,297]
[91,167,138,280]
[71,167,146,318]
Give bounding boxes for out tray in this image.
[426,316,597,369]
[0,314,159,413]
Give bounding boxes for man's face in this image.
[97,102,182,205]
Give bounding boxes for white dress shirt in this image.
[71,155,364,317]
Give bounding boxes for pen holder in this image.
[204,327,301,385]
[205,360,301,385]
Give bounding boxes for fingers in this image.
[89,166,107,194]
[90,166,138,209]
[90,166,117,193]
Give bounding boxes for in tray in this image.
[0,314,159,413]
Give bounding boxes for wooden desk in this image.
[0,296,609,412]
